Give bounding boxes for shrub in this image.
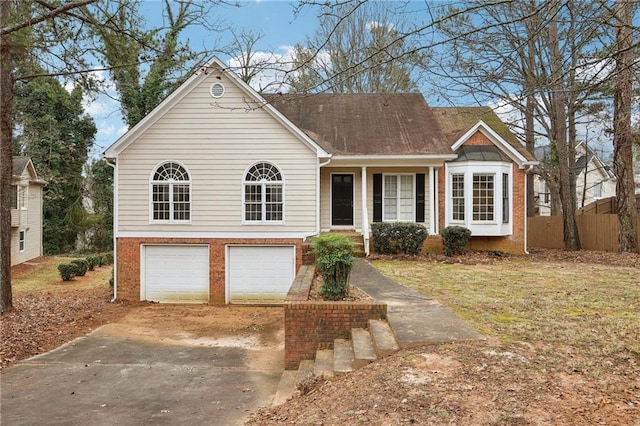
[70,259,88,276]
[102,251,114,265]
[313,234,355,301]
[441,226,472,256]
[86,255,99,271]
[371,222,429,255]
[58,263,76,281]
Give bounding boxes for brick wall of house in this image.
[435,130,527,255]
[116,237,305,304]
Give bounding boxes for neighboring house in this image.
[534,143,616,216]
[104,57,537,305]
[11,157,45,266]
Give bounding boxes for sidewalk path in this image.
[350,258,485,347]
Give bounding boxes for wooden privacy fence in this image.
[528,214,640,252]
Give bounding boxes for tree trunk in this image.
[548,2,580,250]
[613,0,638,253]
[0,0,14,313]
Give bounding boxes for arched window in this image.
[243,162,284,223]
[150,162,191,222]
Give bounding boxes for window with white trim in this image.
[243,162,284,223]
[19,230,25,252]
[383,174,414,222]
[150,162,191,223]
[502,173,509,223]
[446,162,512,236]
[472,174,494,221]
[451,174,465,221]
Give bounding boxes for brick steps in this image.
[272,318,398,406]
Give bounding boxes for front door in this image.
[331,174,354,226]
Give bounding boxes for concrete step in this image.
[272,370,297,406]
[351,328,377,369]
[296,359,315,384]
[313,349,334,379]
[369,319,399,357]
[333,338,355,375]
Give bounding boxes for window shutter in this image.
[416,173,425,223]
[373,174,382,222]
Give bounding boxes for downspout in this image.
[434,167,439,234]
[106,159,118,301]
[523,164,535,254]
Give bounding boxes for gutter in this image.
[523,164,535,255]
[105,158,118,302]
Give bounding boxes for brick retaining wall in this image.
[284,265,387,370]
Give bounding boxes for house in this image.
[11,157,45,266]
[104,57,537,305]
[533,143,616,216]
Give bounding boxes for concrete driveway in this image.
[1,305,284,425]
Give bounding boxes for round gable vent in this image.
[209,82,225,98]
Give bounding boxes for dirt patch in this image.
[95,304,284,349]
[247,340,640,425]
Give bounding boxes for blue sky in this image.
[91,0,320,155]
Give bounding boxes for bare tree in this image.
[287,1,427,93]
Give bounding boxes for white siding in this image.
[11,173,43,266]
[116,72,318,234]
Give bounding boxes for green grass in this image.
[372,258,640,359]
[13,256,112,293]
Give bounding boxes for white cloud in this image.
[366,21,394,32]
[227,47,296,93]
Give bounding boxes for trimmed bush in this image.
[86,255,99,271]
[58,263,76,281]
[313,234,355,301]
[70,259,88,276]
[442,226,472,256]
[371,222,429,255]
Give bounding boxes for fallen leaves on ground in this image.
[0,287,128,369]
[247,339,640,426]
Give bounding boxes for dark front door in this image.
[332,174,354,226]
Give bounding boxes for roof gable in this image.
[431,107,537,167]
[265,93,452,157]
[12,156,42,182]
[104,57,329,159]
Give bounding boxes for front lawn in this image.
[372,255,640,367]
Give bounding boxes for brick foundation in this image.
[283,265,387,370]
[115,237,304,305]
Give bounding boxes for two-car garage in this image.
[142,244,296,304]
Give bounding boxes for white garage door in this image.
[227,246,295,304]
[143,245,209,303]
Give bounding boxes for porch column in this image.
[429,166,435,235]
[435,167,440,235]
[361,166,369,255]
